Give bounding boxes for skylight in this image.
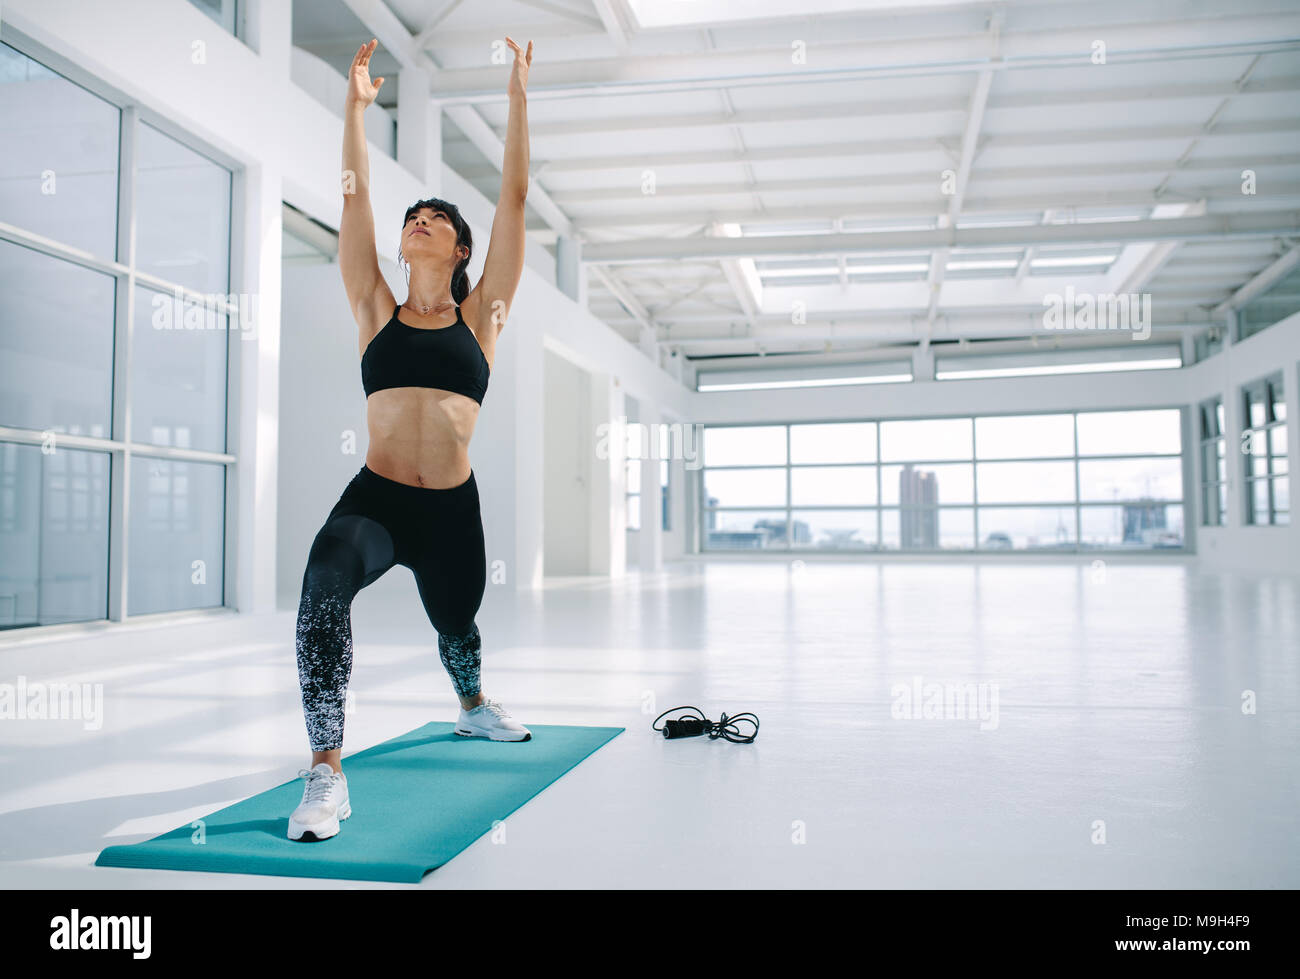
[627,0,974,29]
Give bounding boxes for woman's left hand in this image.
[505,36,532,98]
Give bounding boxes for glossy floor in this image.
[1,559,1296,888]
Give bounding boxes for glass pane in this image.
[127,456,225,615]
[879,417,972,461]
[791,465,876,506]
[881,463,973,504]
[1270,425,1288,460]
[1078,458,1182,502]
[1201,484,1216,526]
[0,43,119,258]
[702,467,786,507]
[1076,409,1180,456]
[626,457,641,489]
[703,425,786,466]
[1274,476,1289,515]
[937,508,975,549]
[1270,376,1286,422]
[1246,390,1267,429]
[1082,503,1183,547]
[974,414,1074,459]
[1248,479,1268,524]
[790,422,876,463]
[978,507,1076,550]
[704,509,787,549]
[0,442,110,628]
[976,461,1075,504]
[0,239,116,435]
[135,122,231,294]
[130,286,229,451]
[660,458,668,487]
[881,507,975,550]
[791,509,878,549]
[1217,484,1227,524]
[627,493,640,531]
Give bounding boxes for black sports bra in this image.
[361,304,490,404]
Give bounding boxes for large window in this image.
[1198,396,1227,526]
[700,410,1185,552]
[0,42,234,628]
[1242,372,1288,526]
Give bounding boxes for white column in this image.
[228,0,289,614]
[911,340,935,381]
[638,323,657,362]
[589,374,626,577]
[241,0,291,59]
[398,66,442,193]
[639,403,664,572]
[556,235,587,305]
[1221,310,1237,530]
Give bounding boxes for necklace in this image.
[405,298,455,315]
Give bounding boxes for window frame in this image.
[698,408,1188,553]
[0,35,240,628]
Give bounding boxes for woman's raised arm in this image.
[339,39,395,341]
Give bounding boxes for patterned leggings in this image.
[294,464,487,751]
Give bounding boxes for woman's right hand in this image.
[347,39,385,108]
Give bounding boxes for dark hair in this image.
[397,197,473,304]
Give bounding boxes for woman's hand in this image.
[505,36,532,98]
[347,39,385,108]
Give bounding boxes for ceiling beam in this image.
[421,17,1300,104]
[588,264,656,333]
[449,118,1300,178]
[581,212,1300,264]
[1212,246,1300,315]
[545,155,1300,204]
[928,64,995,324]
[523,76,1300,137]
[563,186,1300,230]
[590,0,630,53]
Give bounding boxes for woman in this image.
[289,36,534,842]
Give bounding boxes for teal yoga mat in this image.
[95,721,624,883]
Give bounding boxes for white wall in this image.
[542,349,592,575]
[276,260,374,608]
[1186,311,1300,574]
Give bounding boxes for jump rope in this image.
[651,705,759,744]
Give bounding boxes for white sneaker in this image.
[455,698,532,741]
[288,762,351,841]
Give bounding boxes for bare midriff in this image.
[364,388,480,488]
[361,300,494,490]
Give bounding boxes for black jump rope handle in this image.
[653,707,759,743]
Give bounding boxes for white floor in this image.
[1,558,1296,889]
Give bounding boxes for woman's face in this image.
[401,206,462,267]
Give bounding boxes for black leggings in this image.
[294,463,487,751]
